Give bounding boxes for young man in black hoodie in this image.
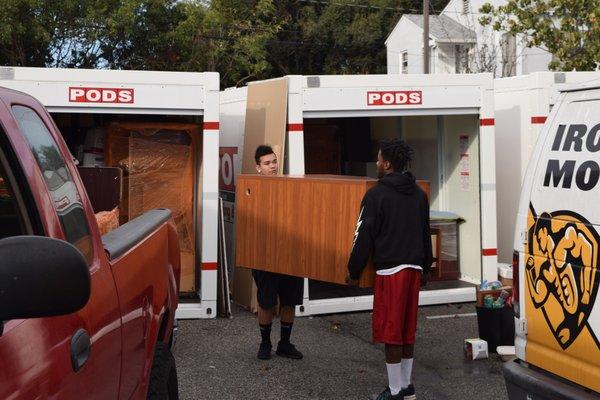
[347,139,432,400]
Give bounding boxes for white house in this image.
[386,0,553,77]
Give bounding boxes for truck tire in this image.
[147,342,179,400]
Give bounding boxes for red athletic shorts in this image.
[372,268,421,345]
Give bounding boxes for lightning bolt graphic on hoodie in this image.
[352,207,365,248]
[348,194,377,280]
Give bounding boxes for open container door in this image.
[231,78,288,312]
[284,74,497,316]
[0,67,221,318]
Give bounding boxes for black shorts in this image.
[252,270,304,309]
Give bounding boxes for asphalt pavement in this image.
[174,303,508,400]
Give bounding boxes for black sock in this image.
[280,322,293,344]
[259,323,272,345]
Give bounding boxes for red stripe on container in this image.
[202,262,218,270]
[203,122,220,130]
[480,118,495,126]
[287,123,304,132]
[482,248,498,256]
[531,116,547,124]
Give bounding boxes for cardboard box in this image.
[464,338,488,360]
[95,207,119,235]
[106,122,200,293]
[498,263,513,287]
[476,286,512,308]
[232,267,259,313]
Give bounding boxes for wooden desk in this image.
[235,174,430,288]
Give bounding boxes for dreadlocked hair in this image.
[379,139,413,172]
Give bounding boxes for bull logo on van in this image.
[526,204,600,349]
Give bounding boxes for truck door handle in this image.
[70,328,91,372]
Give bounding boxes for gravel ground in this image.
[174,302,508,400]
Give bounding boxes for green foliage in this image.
[480,0,600,71]
[287,0,409,75]
[266,0,448,79]
[0,0,451,86]
[0,0,106,66]
[200,0,285,86]
[100,0,200,70]
[0,0,209,69]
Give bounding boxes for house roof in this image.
[387,14,477,45]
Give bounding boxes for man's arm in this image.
[422,194,433,274]
[347,193,377,281]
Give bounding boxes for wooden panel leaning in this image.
[235,174,431,288]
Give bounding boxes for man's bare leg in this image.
[276,305,303,359]
[386,344,403,363]
[280,305,295,324]
[257,306,275,359]
[258,305,274,325]
[402,344,414,359]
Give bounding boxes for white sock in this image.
[386,363,402,395]
[400,358,414,389]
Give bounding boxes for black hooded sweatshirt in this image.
[347,171,433,280]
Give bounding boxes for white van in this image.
[505,79,600,399]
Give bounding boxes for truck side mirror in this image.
[0,236,91,321]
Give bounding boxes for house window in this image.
[455,45,469,73]
[401,51,408,74]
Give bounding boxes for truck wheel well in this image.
[158,307,170,343]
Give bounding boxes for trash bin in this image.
[429,211,464,281]
[475,306,515,353]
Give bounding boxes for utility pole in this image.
[423,0,430,73]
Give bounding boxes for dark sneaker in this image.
[275,341,303,359]
[257,342,272,360]
[372,387,402,400]
[400,384,416,400]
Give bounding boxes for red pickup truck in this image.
[0,87,181,399]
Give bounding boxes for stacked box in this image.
[106,122,201,293]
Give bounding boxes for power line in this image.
[298,0,421,13]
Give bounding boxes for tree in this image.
[479,0,600,71]
[0,0,211,70]
[0,0,112,67]
[266,0,450,78]
[100,0,204,70]
[299,0,405,74]
[199,0,286,87]
[0,0,454,87]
